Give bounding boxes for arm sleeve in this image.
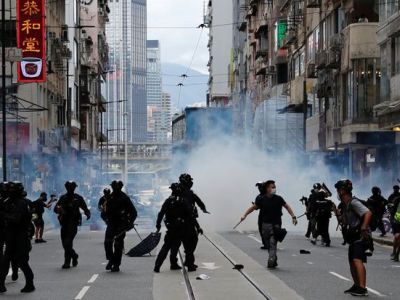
[280,196,287,206]
[193,192,207,211]
[254,196,262,209]
[156,200,168,227]
[98,197,105,210]
[54,198,63,213]
[351,200,369,218]
[78,197,90,215]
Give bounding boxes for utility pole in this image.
[1,0,7,181]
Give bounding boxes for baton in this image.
[233,219,244,230]
[296,213,307,219]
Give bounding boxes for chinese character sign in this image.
[17,0,46,82]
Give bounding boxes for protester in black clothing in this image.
[54,181,91,269]
[31,192,54,243]
[154,183,195,272]
[103,181,137,272]
[366,186,388,237]
[0,182,35,294]
[241,180,297,269]
[335,179,373,297]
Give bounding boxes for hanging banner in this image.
[16,0,46,82]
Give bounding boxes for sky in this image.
[147,0,209,74]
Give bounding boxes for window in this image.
[381,43,390,102]
[392,36,400,75]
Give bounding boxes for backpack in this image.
[394,202,400,223]
[355,198,378,231]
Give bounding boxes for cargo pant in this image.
[261,223,278,262]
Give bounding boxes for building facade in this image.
[161,92,172,142]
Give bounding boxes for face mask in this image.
[271,188,277,195]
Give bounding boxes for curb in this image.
[372,236,393,247]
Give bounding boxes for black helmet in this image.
[179,173,193,188]
[65,181,77,188]
[334,179,353,193]
[111,180,123,191]
[372,186,381,195]
[103,188,111,195]
[313,183,322,190]
[394,185,400,191]
[40,192,47,197]
[169,183,182,195]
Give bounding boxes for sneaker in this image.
[39,239,47,243]
[187,266,197,272]
[260,246,269,250]
[394,256,399,262]
[110,265,120,272]
[21,284,35,293]
[61,264,70,269]
[267,259,277,269]
[170,265,182,270]
[105,261,113,271]
[350,286,368,296]
[34,239,40,244]
[344,284,357,294]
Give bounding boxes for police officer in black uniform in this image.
[0,182,9,265]
[367,186,388,237]
[103,181,137,272]
[54,181,91,269]
[98,188,111,223]
[179,174,206,271]
[310,183,337,247]
[0,182,35,293]
[154,183,191,273]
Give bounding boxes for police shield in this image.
[126,232,161,257]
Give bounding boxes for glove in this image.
[198,228,203,235]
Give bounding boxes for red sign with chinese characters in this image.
[16,0,46,82]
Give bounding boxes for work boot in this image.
[72,254,79,267]
[105,261,113,271]
[111,265,120,272]
[0,285,6,293]
[267,258,277,269]
[62,259,71,269]
[154,266,160,273]
[21,283,35,293]
[187,265,197,272]
[170,264,182,270]
[11,271,18,281]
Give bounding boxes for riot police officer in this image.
[54,181,91,269]
[366,186,387,237]
[103,181,137,272]
[154,183,191,273]
[179,174,206,271]
[0,182,35,293]
[310,183,337,247]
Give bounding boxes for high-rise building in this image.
[161,92,172,142]
[146,40,162,142]
[105,0,147,143]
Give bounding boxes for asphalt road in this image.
[1,225,399,299]
[222,230,400,300]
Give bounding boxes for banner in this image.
[16,0,46,82]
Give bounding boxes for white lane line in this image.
[101,262,107,265]
[75,286,90,300]
[247,235,262,244]
[292,254,297,257]
[88,274,99,283]
[306,261,314,265]
[329,271,386,297]
[391,265,400,268]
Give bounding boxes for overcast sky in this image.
[147,0,209,74]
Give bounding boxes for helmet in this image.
[103,188,111,195]
[394,185,400,191]
[111,180,123,191]
[313,183,322,190]
[40,192,47,197]
[169,183,182,195]
[179,173,193,188]
[372,186,381,195]
[65,181,77,188]
[334,179,353,193]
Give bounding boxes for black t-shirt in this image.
[32,199,46,215]
[255,194,286,225]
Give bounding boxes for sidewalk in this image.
[372,233,394,246]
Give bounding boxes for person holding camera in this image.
[103,181,137,272]
[241,180,297,269]
[335,179,373,297]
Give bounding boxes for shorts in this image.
[33,216,44,227]
[392,222,400,234]
[348,240,367,263]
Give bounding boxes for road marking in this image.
[88,274,99,283]
[306,261,313,265]
[248,235,262,244]
[292,254,297,257]
[75,286,90,300]
[329,271,386,297]
[101,262,107,265]
[391,265,400,268]
[200,262,220,270]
